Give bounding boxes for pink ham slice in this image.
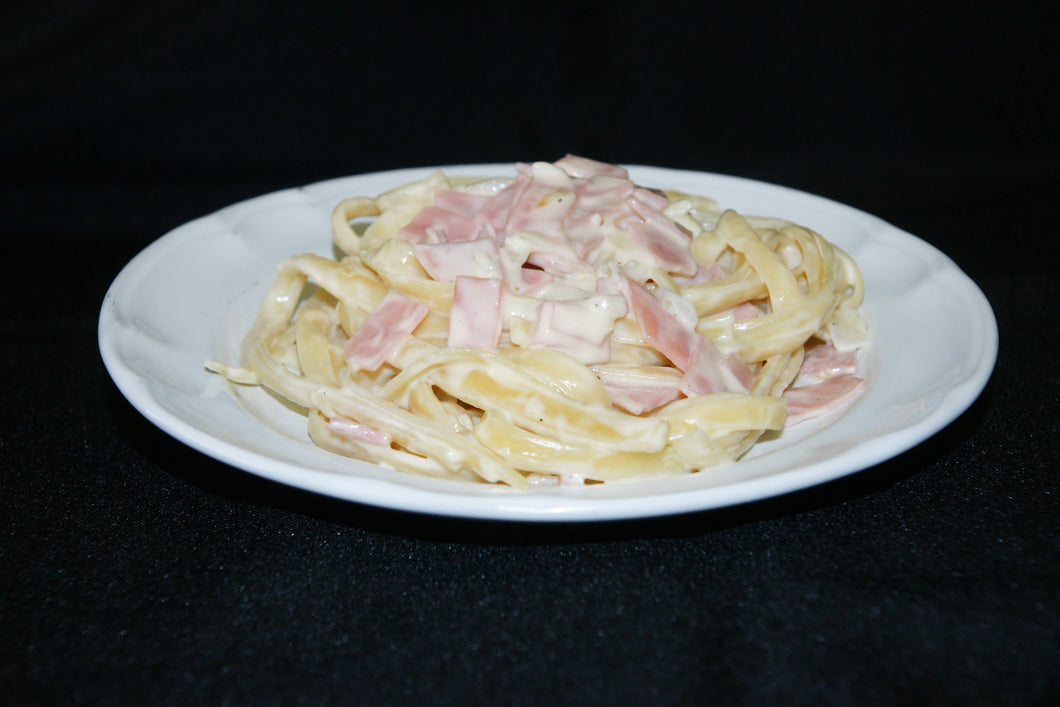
[398,190,496,244]
[554,154,630,179]
[783,374,866,426]
[624,196,697,277]
[528,298,613,365]
[399,205,481,243]
[731,301,761,321]
[344,293,429,371]
[631,186,672,212]
[799,341,859,378]
[506,162,577,242]
[472,177,523,235]
[413,238,501,282]
[524,240,595,278]
[448,276,503,349]
[515,266,554,293]
[433,189,491,218]
[625,278,753,395]
[565,175,633,256]
[597,369,683,415]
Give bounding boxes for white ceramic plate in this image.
[99,164,997,521]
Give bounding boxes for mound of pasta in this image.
[208,155,868,488]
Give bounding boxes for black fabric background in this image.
[2,1,1057,704]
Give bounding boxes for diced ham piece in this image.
[565,176,633,256]
[625,279,697,370]
[575,175,634,213]
[328,416,393,447]
[679,342,755,397]
[624,196,698,277]
[799,341,859,378]
[522,238,595,278]
[448,277,503,350]
[413,238,502,282]
[529,294,626,365]
[499,262,555,297]
[783,374,867,426]
[506,162,576,241]
[433,189,491,218]
[554,154,630,179]
[472,177,523,234]
[631,186,672,212]
[731,301,761,321]
[344,293,429,372]
[517,266,553,291]
[399,205,481,243]
[596,369,683,415]
[626,278,752,395]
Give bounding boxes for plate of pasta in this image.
[99,157,997,521]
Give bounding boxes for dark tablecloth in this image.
[3,2,1057,704]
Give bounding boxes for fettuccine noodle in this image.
[207,156,868,489]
